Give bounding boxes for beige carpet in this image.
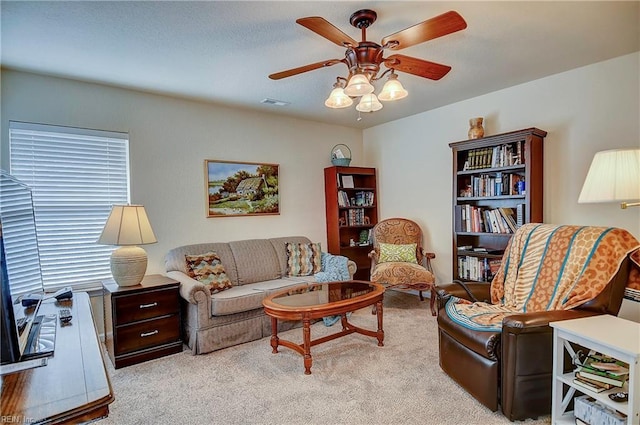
[97,292,551,425]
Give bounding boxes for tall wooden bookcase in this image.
[450,127,546,283]
[324,166,378,281]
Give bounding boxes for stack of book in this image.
[573,354,629,393]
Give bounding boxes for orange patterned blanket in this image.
[446,224,640,331]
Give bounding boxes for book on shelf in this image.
[457,255,498,282]
[572,377,607,393]
[516,203,525,227]
[354,191,374,207]
[498,207,518,232]
[337,190,350,207]
[456,205,515,234]
[576,367,627,387]
[574,372,614,390]
[580,354,629,374]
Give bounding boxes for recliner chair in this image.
[436,224,639,421]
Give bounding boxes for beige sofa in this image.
[165,236,356,354]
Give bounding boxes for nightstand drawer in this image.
[114,287,179,324]
[115,315,180,355]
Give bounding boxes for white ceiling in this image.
[1,1,639,129]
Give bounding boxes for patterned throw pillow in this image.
[286,242,322,276]
[378,243,418,263]
[185,252,233,294]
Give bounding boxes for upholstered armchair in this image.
[368,218,437,313]
[436,224,639,421]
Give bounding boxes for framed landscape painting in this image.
[205,160,279,217]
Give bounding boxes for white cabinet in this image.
[550,315,639,425]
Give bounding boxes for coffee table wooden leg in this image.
[270,317,279,353]
[302,317,312,375]
[375,300,384,347]
[340,313,348,330]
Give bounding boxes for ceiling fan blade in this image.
[269,59,344,80]
[384,54,451,80]
[381,11,467,50]
[296,17,358,47]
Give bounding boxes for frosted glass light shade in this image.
[97,204,157,286]
[578,149,640,204]
[356,94,383,112]
[325,87,353,108]
[378,76,408,101]
[344,74,374,97]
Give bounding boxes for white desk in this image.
[550,315,639,425]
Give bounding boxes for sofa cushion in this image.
[269,236,313,276]
[370,261,434,286]
[210,285,268,316]
[165,242,239,285]
[378,242,418,263]
[285,242,322,276]
[185,252,233,294]
[228,239,281,285]
[210,278,310,316]
[248,277,308,295]
[284,275,317,284]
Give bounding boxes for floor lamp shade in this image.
[578,149,640,208]
[97,205,157,286]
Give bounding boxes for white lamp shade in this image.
[97,204,157,245]
[344,74,374,97]
[356,93,383,113]
[378,77,408,101]
[578,149,640,203]
[325,87,353,108]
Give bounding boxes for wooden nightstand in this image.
[103,274,182,368]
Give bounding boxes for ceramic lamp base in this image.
[110,245,147,287]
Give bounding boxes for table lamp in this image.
[578,148,640,209]
[97,204,157,286]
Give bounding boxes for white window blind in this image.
[9,121,130,291]
[0,171,44,297]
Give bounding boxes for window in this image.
[9,121,130,291]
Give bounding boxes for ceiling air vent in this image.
[261,98,290,107]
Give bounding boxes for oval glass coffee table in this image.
[262,280,385,374]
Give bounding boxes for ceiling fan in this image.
[269,9,467,112]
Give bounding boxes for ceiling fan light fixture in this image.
[378,73,408,101]
[344,73,374,97]
[325,86,353,108]
[356,93,383,113]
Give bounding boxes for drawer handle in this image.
[141,330,159,338]
[139,302,158,309]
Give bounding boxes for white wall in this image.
[363,52,640,320]
[0,70,363,275]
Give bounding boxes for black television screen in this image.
[0,223,21,363]
[0,170,52,366]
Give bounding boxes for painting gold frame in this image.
[204,160,279,217]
